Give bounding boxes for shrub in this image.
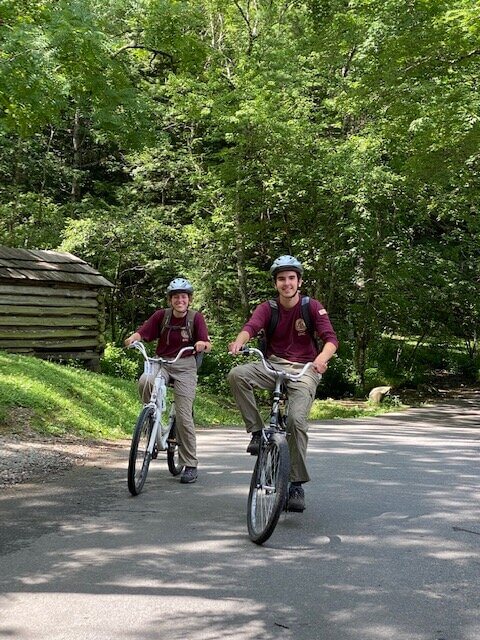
[100,343,140,380]
[198,348,235,396]
[317,356,356,399]
[445,352,480,381]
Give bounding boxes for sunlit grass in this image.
[0,352,241,439]
[0,353,406,441]
[0,352,139,439]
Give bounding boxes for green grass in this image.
[0,352,242,440]
[0,352,140,439]
[309,398,404,420]
[0,353,406,442]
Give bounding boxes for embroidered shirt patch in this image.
[295,318,307,333]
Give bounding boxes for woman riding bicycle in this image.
[125,278,211,484]
[228,255,338,511]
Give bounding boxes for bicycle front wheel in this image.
[167,418,183,476]
[247,432,290,545]
[128,406,155,496]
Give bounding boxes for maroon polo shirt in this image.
[242,296,338,363]
[137,309,210,358]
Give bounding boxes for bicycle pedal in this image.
[151,446,159,459]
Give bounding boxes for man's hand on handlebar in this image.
[228,340,247,355]
[312,358,328,374]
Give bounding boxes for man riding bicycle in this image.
[228,256,338,511]
[125,278,211,484]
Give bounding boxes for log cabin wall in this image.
[0,247,113,369]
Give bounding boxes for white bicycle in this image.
[127,341,194,496]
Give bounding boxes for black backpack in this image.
[160,308,204,368]
[257,296,321,355]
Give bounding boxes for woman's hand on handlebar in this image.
[194,340,211,353]
[124,332,141,347]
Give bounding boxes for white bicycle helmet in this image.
[269,255,303,278]
[166,277,194,296]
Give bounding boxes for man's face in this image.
[274,271,302,298]
[170,292,190,313]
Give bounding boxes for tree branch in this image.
[342,46,357,77]
[113,42,174,66]
[403,49,480,74]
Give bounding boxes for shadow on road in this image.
[1,400,479,640]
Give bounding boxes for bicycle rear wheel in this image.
[128,406,155,496]
[247,432,290,545]
[167,418,183,476]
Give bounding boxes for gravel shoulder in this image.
[0,409,129,489]
[0,434,100,488]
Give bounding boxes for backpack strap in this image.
[183,309,203,369]
[266,299,279,339]
[160,308,197,342]
[257,299,277,355]
[300,295,322,352]
[160,308,173,335]
[300,296,313,334]
[184,309,197,342]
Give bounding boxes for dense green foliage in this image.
[1,0,479,391]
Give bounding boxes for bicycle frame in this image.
[240,346,313,435]
[128,341,194,455]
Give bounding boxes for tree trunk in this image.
[354,330,368,391]
[71,108,81,202]
[234,214,250,320]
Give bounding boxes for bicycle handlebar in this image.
[127,340,195,364]
[234,346,314,381]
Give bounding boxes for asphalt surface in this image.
[0,398,479,640]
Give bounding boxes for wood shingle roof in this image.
[0,247,113,288]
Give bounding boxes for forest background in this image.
[1,0,479,399]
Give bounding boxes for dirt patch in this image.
[0,407,125,489]
[0,435,94,488]
[393,373,480,406]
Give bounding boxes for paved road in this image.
[1,398,479,640]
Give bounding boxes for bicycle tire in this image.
[167,418,183,476]
[128,406,155,496]
[247,432,290,545]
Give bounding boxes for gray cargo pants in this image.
[139,356,198,468]
[227,356,320,483]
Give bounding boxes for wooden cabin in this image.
[0,246,113,370]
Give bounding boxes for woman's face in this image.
[170,292,190,314]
